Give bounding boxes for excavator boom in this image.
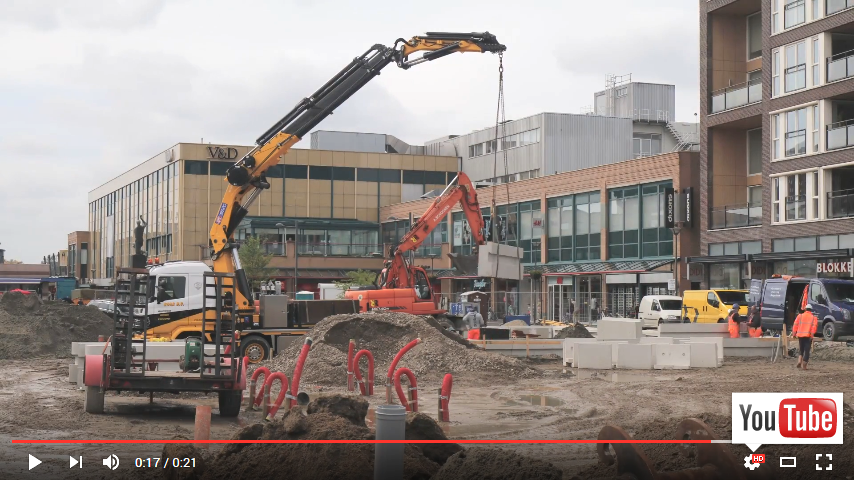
[204,32,505,313]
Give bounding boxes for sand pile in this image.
[554,323,594,339]
[201,395,452,480]
[265,313,538,386]
[0,292,113,359]
[433,447,563,480]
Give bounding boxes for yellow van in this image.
[681,290,749,323]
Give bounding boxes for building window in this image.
[812,0,820,20]
[772,0,780,33]
[640,183,673,258]
[547,196,573,262]
[747,128,762,175]
[574,192,601,261]
[518,201,542,264]
[709,241,761,256]
[775,172,810,221]
[748,185,763,208]
[785,108,807,156]
[812,37,820,86]
[812,170,820,218]
[784,41,806,92]
[710,263,741,289]
[773,50,780,96]
[608,186,640,259]
[748,13,762,60]
[616,87,628,97]
[632,133,662,159]
[813,104,820,152]
[784,0,806,29]
[773,114,781,160]
[468,129,540,158]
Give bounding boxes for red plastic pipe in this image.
[386,338,421,402]
[264,372,290,421]
[440,373,453,422]
[353,349,374,396]
[393,367,418,412]
[347,339,355,392]
[249,367,271,409]
[288,337,313,408]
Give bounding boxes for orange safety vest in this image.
[792,311,818,338]
[749,327,762,338]
[727,314,739,338]
[467,329,481,340]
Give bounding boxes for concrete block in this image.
[659,323,729,338]
[689,343,718,368]
[653,344,691,369]
[575,343,614,370]
[478,242,523,280]
[616,343,654,369]
[687,337,723,363]
[722,337,778,357]
[608,341,629,366]
[68,364,78,383]
[562,338,598,366]
[597,319,642,340]
[639,337,675,344]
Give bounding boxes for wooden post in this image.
[194,405,211,449]
[526,335,530,358]
[437,387,443,421]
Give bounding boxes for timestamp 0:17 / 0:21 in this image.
[135,457,196,468]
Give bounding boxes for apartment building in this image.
[696,0,854,289]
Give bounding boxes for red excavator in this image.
[345,172,486,318]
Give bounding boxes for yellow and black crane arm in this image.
[207,32,506,313]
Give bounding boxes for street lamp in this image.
[277,221,299,295]
[670,224,682,295]
[428,253,438,272]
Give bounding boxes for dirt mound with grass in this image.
[203,394,450,480]
[554,323,594,339]
[264,313,538,386]
[433,447,563,480]
[0,291,113,358]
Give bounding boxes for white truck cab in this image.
[637,295,683,328]
[146,261,210,318]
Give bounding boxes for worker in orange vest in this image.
[747,305,763,338]
[726,304,741,338]
[791,304,819,370]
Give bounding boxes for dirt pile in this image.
[433,447,563,480]
[554,323,594,339]
[203,395,446,480]
[811,341,854,361]
[405,412,462,465]
[265,313,538,386]
[0,292,113,358]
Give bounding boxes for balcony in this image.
[827,119,854,150]
[827,0,854,16]
[710,79,762,114]
[828,188,854,218]
[827,49,854,83]
[710,203,762,229]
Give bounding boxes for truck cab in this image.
[144,261,210,338]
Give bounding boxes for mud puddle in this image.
[572,370,674,382]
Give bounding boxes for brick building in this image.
[695,0,854,288]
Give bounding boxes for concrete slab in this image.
[688,342,718,368]
[615,343,654,370]
[575,343,614,370]
[562,338,598,366]
[639,337,675,344]
[597,319,642,340]
[659,323,729,338]
[478,242,523,280]
[722,337,778,357]
[685,337,724,363]
[653,344,691,369]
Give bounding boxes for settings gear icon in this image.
[744,455,760,470]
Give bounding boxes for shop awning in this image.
[751,249,852,262]
[687,255,748,264]
[0,277,44,285]
[273,269,381,279]
[531,260,672,275]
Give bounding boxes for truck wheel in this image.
[241,336,271,363]
[218,390,242,417]
[84,386,105,414]
[822,321,839,342]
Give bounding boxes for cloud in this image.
[0,0,171,31]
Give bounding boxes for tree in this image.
[238,236,275,293]
[5,259,23,264]
[334,270,378,298]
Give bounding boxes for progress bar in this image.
[13,439,716,444]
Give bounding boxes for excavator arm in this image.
[380,172,486,289]
[207,32,505,312]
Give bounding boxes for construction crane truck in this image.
[83,32,506,414]
[344,171,487,327]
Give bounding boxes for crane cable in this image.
[489,52,512,292]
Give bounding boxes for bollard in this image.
[374,405,406,480]
[194,405,211,449]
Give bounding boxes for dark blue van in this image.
[759,276,854,341]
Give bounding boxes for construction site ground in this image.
[3,353,853,479]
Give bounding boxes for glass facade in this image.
[608,182,672,260]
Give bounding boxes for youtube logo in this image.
[732,393,843,450]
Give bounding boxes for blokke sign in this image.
[732,392,844,451]
[817,259,854,276]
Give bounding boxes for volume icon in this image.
[102,454,119,470]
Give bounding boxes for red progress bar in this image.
[12,439,712,444]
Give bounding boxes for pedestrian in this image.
[747,305,762,337]
[569,299,576,323]
[791,304,819,370]
[726,303,741,338]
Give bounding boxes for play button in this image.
[28,454,41,470]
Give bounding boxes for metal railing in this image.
[709,203,762,229]
[260,242,386,257]
[710,78,762,113]
[827,188,854,218]
[826,119,854,150]
[827,48,854,82]
[785,195,807,221]
[827,0,854,16]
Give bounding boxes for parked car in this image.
[637,295,684,328]
[682,289,748,323]
[758,276,854,341]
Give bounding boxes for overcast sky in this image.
[0,0,699,263]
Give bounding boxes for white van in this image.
[637,295,683,328]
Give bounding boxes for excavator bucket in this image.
[446,253,480,276]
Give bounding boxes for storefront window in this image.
[709,263,741,289]
[608,186,640,259]
[518,201,541,264]
[547,197,573,262]
[773,259,817,277]
[452,212,475,255]
[575,192,601,261]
